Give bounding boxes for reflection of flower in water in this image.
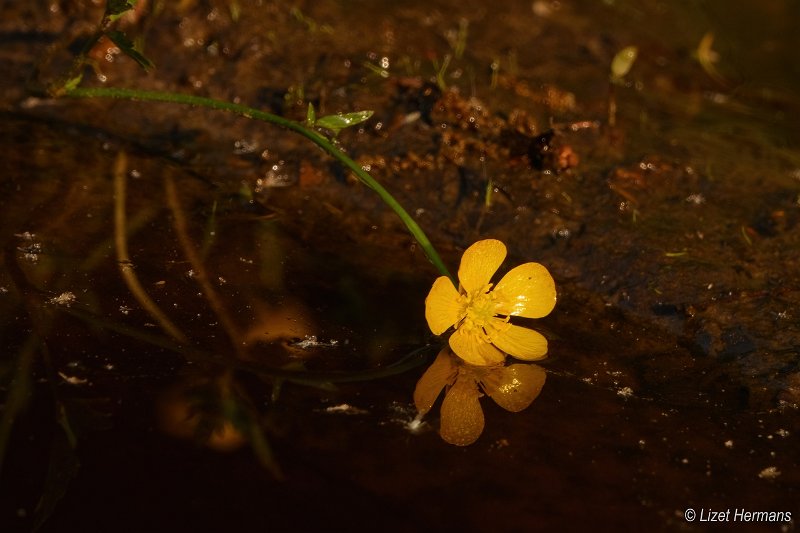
[418,239,555,445]
[156,378,247,452]
[414,348,546,446]
[425,239,556,366]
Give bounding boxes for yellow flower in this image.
[425,239,556,366]
[414,348,546,446]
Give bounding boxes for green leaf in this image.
[63,73,84,92]
[306,102,316,128]
[315,110,374,137]
[106,30,154,71]
[105,0,137,22]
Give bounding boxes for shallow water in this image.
[1,1,798,531]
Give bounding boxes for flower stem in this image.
[64,86,454,283]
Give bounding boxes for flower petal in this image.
[458,239,506,294]
[425,276,462,335]
[481,363,546,412]
[413,348,458,417]
[493,262,557,318]
[449,327,506,366]
[440,373,484,446]
[490,322,549,361]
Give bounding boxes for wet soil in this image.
[1,1,799,531]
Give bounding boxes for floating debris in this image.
[49,292,76,306]
[18,243,42,263]
[405,415,427,434]
[617,386,634,399]
[323,403,369,415]
[758,466,781,480]
[57,371,89,386]
[386,402,428,434]
[289,335,339,350]
[685,193,706,205]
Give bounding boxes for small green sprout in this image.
[433,54,452,91]
[103,0,138,25]
[306,103,374,138]
[608,45,638,127]
[306,102,316,128]
[610,45,638,84]
[47,0,152,95]
[290,7,332,34]
[450,18,469,59]
[363,60,390,79]
[314,111,374,137]
[106,30,154,71]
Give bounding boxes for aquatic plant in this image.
[4,11,562,529]
[419,239,556,444]
[45,1,452,284]
[50,5,560,444]
[425,239,556,366]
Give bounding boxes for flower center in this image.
[456,283,510,342]
[466,288,496,325]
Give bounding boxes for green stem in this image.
[64,86,454,283]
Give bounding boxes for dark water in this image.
[1,1,798,531]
